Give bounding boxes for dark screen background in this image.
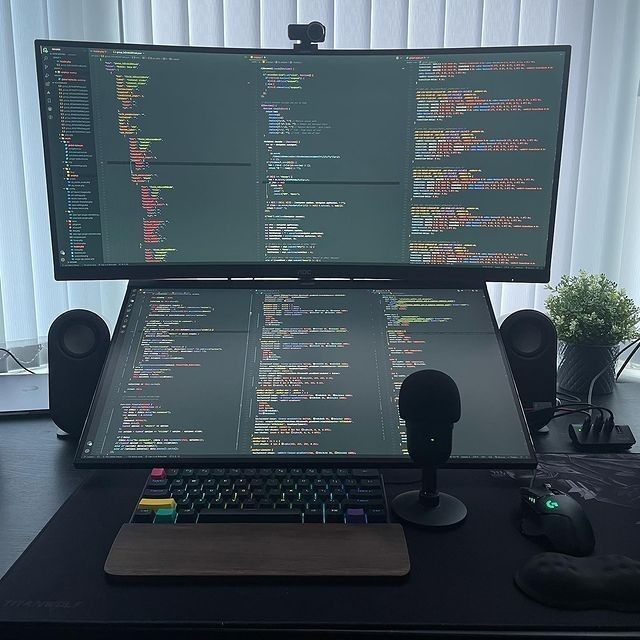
[40,44,566,272]
[79,286,532,463]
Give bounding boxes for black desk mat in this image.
[0,457,639,635]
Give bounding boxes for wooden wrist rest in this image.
[105,523,410,577]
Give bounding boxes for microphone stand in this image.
[391,464,467,529]
[419,467,440,509]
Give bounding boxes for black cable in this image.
[586,336,640,407]
[0,343,43,365]
[616,338,640,380]
[0,347,38,374]
[524,402,612,420]
[545,408,597,423]
[553,409,591,419]
[528,467,537,489]
[556,390,581,402]
[554,403,614,420]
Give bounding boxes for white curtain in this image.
[0,0,639,347]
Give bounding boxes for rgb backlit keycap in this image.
[138,497,176,512]
[154,507,176,523]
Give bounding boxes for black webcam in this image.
[288,22,326,52]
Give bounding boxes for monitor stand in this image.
[105,522,410,577]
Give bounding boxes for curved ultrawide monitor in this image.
[36,41,569,282]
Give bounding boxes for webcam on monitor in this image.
[288,21,326,51]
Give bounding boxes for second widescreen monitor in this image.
[76,285,534,467]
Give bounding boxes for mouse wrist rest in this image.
[515,553,640,612]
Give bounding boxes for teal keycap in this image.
[154,507,176,523]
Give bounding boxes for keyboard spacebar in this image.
[198,509,302,523]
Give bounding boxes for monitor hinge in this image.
[296,269,315,283]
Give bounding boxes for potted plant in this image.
[545,271,640,395]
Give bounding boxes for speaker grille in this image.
[61,323,97,357]
[507,321,544,357]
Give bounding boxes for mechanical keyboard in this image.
[132,467,389,524]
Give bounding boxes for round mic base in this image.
[391,490,467,528]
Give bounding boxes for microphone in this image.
[399,369,461,468]
[391,369,467,528]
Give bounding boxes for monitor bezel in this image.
[36,39,571,285]
[74,279,536,469]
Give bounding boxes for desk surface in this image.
[0,379,639,636]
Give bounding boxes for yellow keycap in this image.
[138,498,176,512]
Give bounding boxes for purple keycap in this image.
[345,508,367,524]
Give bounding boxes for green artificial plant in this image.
[545,271,640,345]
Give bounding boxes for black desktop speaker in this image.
[48,309,110,438]
[500,310,557,431]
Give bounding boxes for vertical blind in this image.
[0,0,639,347]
